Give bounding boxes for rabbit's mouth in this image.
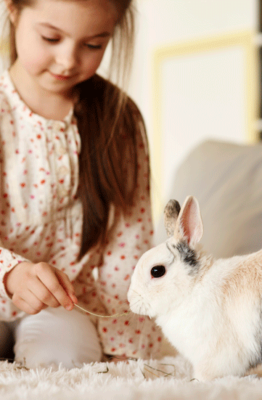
[130,302,149,316]
[128,289,150,316]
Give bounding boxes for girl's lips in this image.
[50,72,72,81]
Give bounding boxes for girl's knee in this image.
[13,307,102,368]
[15,339,102,369]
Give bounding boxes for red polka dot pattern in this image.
[0,71,162,359]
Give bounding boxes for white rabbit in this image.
[127,196,262,381]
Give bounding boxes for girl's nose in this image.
[56,44,78,71]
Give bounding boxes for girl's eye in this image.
[85,44,103,50]
[151,265,166,278]
[42,36,59,43]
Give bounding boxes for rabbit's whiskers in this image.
[129,289,151,315]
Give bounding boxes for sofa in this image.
[155,139,262,259]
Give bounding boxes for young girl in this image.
[0,0,162,368]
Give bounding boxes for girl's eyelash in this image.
[42,36,59,43]
[41,37,102,49]
[85,44,102,50]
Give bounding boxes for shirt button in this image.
[58,166,69,175]
[54,121,66,131]
[57,147,67,156]
[58,187,68,197]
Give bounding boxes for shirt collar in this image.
[1,70,74,129]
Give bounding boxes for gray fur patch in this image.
[173,241,198,271]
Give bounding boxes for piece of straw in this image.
[74,303,130,318]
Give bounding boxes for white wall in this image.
[130,0,258,128]
[128,0,259,224]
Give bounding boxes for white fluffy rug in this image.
[0,356,262,399]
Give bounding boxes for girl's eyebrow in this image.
[37,22,111,38]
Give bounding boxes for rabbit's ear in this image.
[175,196,203,246]
[164,199,181,237]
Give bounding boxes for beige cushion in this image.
[155,140,262,258]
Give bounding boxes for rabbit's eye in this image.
[151,265,166,278]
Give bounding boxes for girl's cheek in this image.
[83,52,107,75]
[21,47,52,74]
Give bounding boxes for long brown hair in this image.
[5,0,149,259]
[75,75,147,258]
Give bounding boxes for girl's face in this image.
[9,0,118,95]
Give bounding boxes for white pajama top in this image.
[0,70,162,359]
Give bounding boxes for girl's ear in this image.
[164,199,181,237]
[4,0,18,24]
[175,196,203,246]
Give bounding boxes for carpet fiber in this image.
[0,356,262,399]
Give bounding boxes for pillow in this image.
[155,140,262,259]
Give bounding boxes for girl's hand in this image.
[4,261,78,315]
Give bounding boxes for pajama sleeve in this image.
[0,245,29,320]
[96,130,163,359]
[0,110,29,320]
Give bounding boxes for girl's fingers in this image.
[12,293,47,315]
[56,270,78,304]
[35,264,74,310]
[29,278,60,308]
